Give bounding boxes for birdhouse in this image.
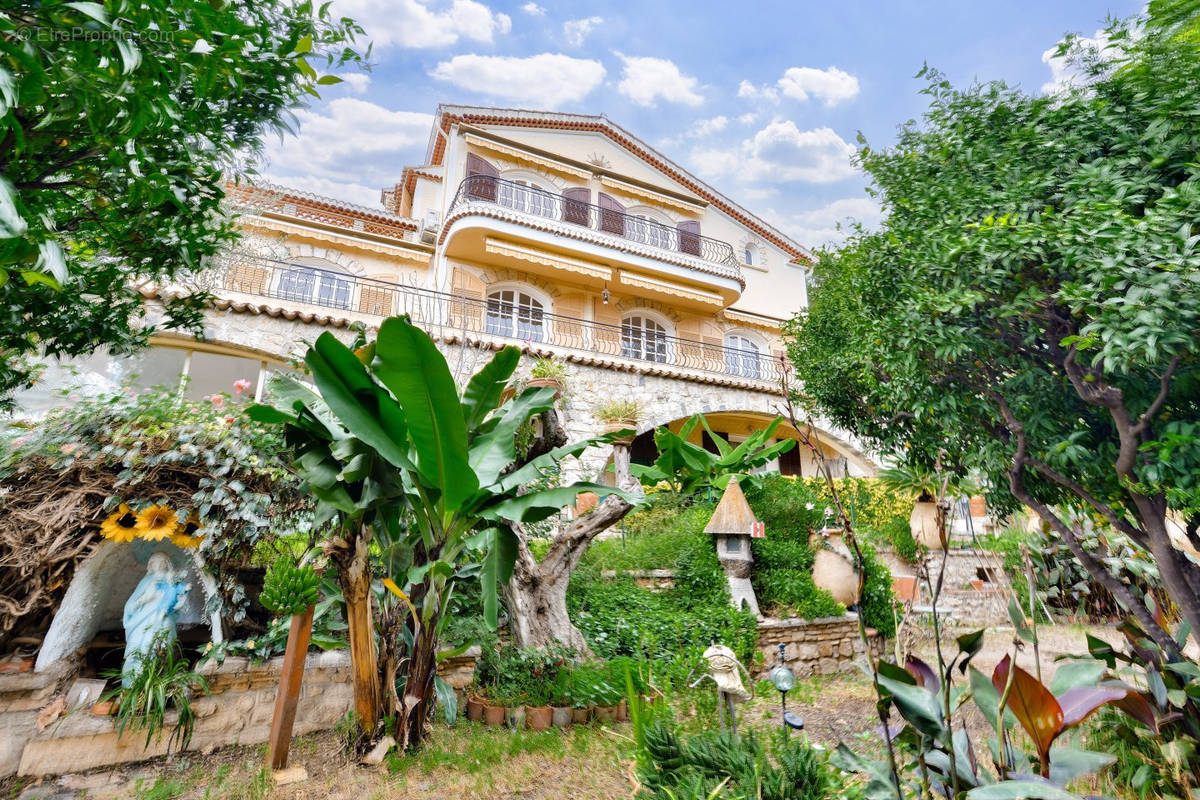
[704,478,763,617]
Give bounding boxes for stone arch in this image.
[284,244,365,276]
[614,297,681,323]
[35,540,221,672]
[476,267,561,299]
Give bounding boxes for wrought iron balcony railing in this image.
[449,175,741,277]
[216,257,783,385]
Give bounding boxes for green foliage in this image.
[0,382,308,642]
[798,477,911,532]
[103,635,209,753]
[632,414,796,495]
[867,516,919,563]
[0,0,365,403]
[528,357,568,382]
[636,715,844,799]
[259,558,320,617]
[595,399,640,422]
[786,0,1200,647]
[253,320,632,737]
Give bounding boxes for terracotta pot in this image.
[551,706,573,728]
[594,705,618,723]
[526,378,563,398]
[466,696,485,722]
[600,420,637,445]
[483,702,506,726]
[90,700,116,717]
[571,706,591,724]
[616,699,629,722]
[809,530,860,606]
[892,575,920,605]
[910,501,943,550]
[525,705,552,731]
[970,578,985,591]
[506,705,525,730]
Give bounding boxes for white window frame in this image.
[724,331,764,378]
[497,173,556,218]
[485,284,550,342]
[621,312,673,364]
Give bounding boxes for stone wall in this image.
[921,548,1011,626]
[755,614,882,678]
[6,650,353,778]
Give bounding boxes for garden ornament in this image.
[695,643,751,733]
[122,552,190,686]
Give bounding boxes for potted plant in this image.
[567,663,599,724]
[527,357,568,397]
[523,680,553,731]
[465,687,486,723]
[481,686,507,726]
[595,400,639,444]
[879,464,944,551]
[550,668,574,728]
[591,662,623,723]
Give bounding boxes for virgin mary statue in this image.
[122,552,190,686]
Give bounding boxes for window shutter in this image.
[227,262,271,296]
[449,268,486,331]
[465,154,498,201]
[562,187,591,227]
[555,292,587,345]
[592,297,623,355]
[598,193,625,236]
[358,280,394,317]
[677,220,701,256]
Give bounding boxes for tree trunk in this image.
[334,527,381,733]
[505,442,639,651]
[396,610,439,751]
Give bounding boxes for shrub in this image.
[799,476,911,530]
[863,515,919,562]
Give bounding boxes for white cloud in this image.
[777,66,860,106]
[736,112,758,125]
[784,197,882,246]
[563,16,603,47]
[737,79,777,103]
[739,66,860,107]
[262,98,433,206]
[1041,30,1110,94]
[616,54,704,107]
[690,120,858,184]
[332,0,511,49]
[521,2,545,15]
[694,116,729,137]
[337,73,372,94]
[431,53,606,108]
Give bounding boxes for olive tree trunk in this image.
[505,440,639,651]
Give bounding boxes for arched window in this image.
[486,288,546,341]
[622,315,670,363]
[276,257,353,310]
[724,333,761,378]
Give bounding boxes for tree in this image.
[252,317,629,749]
[786,2,1200,655]
[0,1,362,403]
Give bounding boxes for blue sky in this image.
[261,0,1142,248]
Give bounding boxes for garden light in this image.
[769,644,804,735]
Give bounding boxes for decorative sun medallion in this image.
[585,152,612,169]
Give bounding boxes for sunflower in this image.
[135,504,180,542]
[171,512,205,549]
[99,504,139,543]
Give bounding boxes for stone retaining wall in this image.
[756,614,882,678]
[5,650,353,778]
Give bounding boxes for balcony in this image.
[213,257,783,386]
[442,176,743,298]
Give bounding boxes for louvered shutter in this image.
[598,193,625,236]
[592,297,623,355]
[449,268,486,332]
[465,154,498,201]
[676,318,724,371]
[562,188,591,227]
[358,279,395,317]
[677,220,701,256]
[226,262,271,296]
[554,292,587,347]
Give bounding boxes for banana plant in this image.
[631,414,797,495]
[250,316,630,748]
